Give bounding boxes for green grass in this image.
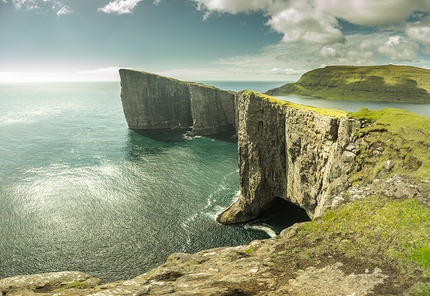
[412,247,430,268]
[242,90,347,118]
[408,283,430,296]
[298,197,430,274]
[242,247,255,256]
[266,65,430,103]
[65,281,88,289]
[348,108,430,184]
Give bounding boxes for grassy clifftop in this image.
[266,65,430,103]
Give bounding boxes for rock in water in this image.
[119,69,237,136]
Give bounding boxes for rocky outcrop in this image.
[119,69,237,136]
[0,235,390,296]
[218,91,361,223]
[0,271,100,295]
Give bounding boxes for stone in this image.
[383,160,393,171]
[342,151,356,162]
[217,91,361,223]
[0,271,100,295]
[119,69,236,136]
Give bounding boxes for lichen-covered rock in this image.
[0,271,100,295]
[218,91,361,223]
[119,69,236,136]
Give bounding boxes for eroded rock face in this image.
[218,91,361,223]
[119,69,236,136]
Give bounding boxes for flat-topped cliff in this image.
[217,91,360,223]
[119,69,237,136]
[266,65,430,103]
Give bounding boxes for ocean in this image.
[1,80,429,283]
[0,81,298,283]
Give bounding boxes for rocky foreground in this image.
[0,221,400,296]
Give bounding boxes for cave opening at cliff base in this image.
[255,197,311,234]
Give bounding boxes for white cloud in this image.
[325,0,430,27]
[56,5,72,16]
[406,17,430,53]
[194,0,271,14]
[267,0,345,44]
[320,47,340,58]
[6,0,72,14]
[266,68,308,75]
[192,0,430,46]
[76,67,130,76]
[211,32,403,79]
[378,36,419,61]
[98,0,143,14]
[10,0,35,9]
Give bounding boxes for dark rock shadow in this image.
[132,128,192,143]
[251,197,311,234]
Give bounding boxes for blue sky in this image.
[1,0,430,82]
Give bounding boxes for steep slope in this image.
[266,65,430,103]
[119,69,237,136]
[217,91,360,223]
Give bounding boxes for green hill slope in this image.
[266,65,430,103]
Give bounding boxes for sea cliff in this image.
[218,91,360,223]
[119,69,237,136]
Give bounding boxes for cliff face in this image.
[266,65,430,103]
[218,91,361,223]
[119,69,236,136]
[119,70,362,223]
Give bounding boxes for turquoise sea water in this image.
[1,81,429,283]
[0,81,300,283]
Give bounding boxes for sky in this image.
[1,0,430,83]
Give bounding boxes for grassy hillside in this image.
[266,65,430,103]
[285,107,430,294]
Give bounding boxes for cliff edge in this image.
[266,65,430,103]
[217,91,360,223]
[119,69,237,136]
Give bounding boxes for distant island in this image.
[266,65,430,103]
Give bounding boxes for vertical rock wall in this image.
[217,91,361,224]
[119,69,236,136]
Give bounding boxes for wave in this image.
[244,223,277,238]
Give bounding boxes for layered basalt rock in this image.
[119,69,237,136]
[217,91,361,223]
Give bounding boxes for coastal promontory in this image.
[266,65,430,103]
